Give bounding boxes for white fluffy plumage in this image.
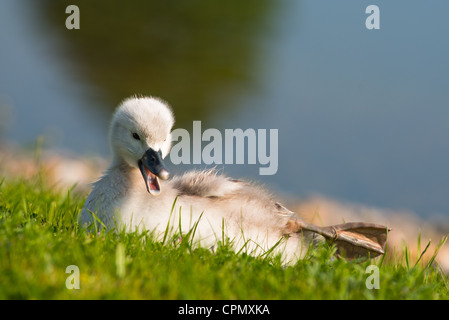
[80,96,312,263]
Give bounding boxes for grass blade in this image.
[162,196,178,245]
[414,239,431,268]
[425,235,448,270]
[186,211,204,247]
[87,210,107,233]
[378,225,389,268]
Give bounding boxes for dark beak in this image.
[138,148,170,195]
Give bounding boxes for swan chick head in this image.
[109,96,174,195]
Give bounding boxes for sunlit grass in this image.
[0,175,448,299]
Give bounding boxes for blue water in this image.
[1,0,449,219]
[0,0,110,155]
[215,0,449,219]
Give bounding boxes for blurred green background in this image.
[38,0,277,126]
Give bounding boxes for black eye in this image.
[132,133,140,140]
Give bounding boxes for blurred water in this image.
[1,0,449,219]
[0,0,110,155]
[213,0,449,219]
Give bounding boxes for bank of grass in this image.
[0,175,448,300]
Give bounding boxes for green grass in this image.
[0,175,448,299]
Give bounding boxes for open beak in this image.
[138,148,170,196]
